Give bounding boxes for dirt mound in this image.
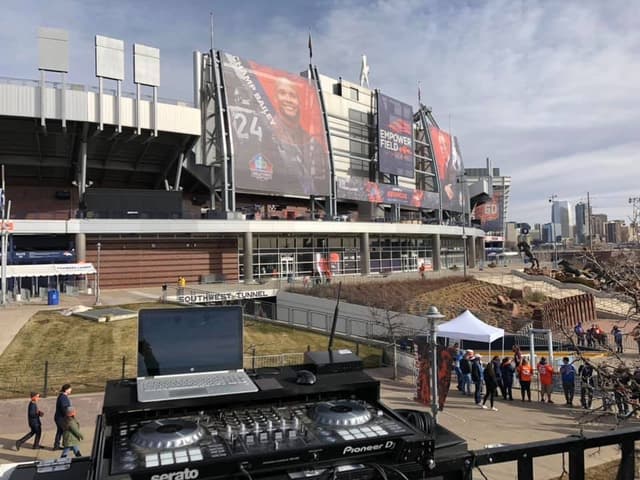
[292,277,539,331]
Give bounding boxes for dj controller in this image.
[106,398,432,479]
[84,368,440,480]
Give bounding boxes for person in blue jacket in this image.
[560,357,577,406]
[15,391,43,450]
[470,354,484,406]
[53,383,72,450]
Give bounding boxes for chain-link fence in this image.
[0,352,312,400]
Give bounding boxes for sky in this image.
[1,0,639,226]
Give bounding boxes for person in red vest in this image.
[537,357,554,403]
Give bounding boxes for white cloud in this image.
[0,0,638,225]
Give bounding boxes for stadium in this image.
[0,27,493,298]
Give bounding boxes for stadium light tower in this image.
[630,197,640,246]
[548,194,559,267]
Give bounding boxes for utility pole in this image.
[629,196,640,246]
[587,191,592,249]
[548,194,559,267]
[0,165,10,306]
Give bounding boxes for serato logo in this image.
[342,440,396,455]
[150,467,199,480]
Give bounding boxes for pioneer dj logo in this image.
[150,467,199,480]
[342,440,395,455]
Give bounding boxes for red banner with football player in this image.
[220,52,330,197]
[429,127,464,212]
[473,189,504,233]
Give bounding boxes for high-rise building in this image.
[605,220,625,244]
[551,200,573,239]
[575,202,591,245]
[591,214,608,241]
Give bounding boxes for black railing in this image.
[468,426,638,480]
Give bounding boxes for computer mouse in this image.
[296,369,317,385]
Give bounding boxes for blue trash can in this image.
[47,289,59,306]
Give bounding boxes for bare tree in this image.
[368,288,413,381]
[552,249,640,426]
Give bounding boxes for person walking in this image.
[491,355,504,399]
[537,357,554,403]
[60,406,83,458]
[53,383,72,450]
[559,357,577,406]
[15,391,44,450]
[481,358,499,411]
[517,358,533,402]
[500,357,515,401]
[471,353,484,406]
[452,343,464,392]
[574,322,585,348]
[459,350,473,395]
[611,326,623,354]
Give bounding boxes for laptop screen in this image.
[137,306,244,376]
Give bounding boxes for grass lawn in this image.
[0,303,381,399]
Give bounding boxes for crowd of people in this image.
[574,321,640,354]
[451,344,603,412]
[15,383,83,457]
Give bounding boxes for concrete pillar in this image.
[360,232,370,276]
[243,232,254,284]
[467,236,476,268]
[432,234,441,271]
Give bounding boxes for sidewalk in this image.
[0,368,626,480]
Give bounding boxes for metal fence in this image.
[0,353,307,399]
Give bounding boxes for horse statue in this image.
[517,240,539,269]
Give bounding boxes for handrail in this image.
[470,425,639,479]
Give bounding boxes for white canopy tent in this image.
[6,263,96,278]
[436,309,505,355]
[6,263,96,300]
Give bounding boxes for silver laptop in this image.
[136,306,258,403]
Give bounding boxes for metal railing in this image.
[0,353,308,399]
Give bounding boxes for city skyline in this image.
[1,0,638,225]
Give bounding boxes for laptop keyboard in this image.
[142,372,252,392]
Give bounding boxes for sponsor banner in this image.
[174,289,277,304]
[429,127,464,212]
[220,52,330,196]
[336,177,439,209]
[377,93,414,178]
[473,190,504,232]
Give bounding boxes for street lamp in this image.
[425,305,444,422]
[457,175,468,279]
[548,195,559,267]
[629,197,640,246]
[95,242,102,306]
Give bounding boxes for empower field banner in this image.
[429,127,464,212]
[377,93,414,178]
[221,53,330,196]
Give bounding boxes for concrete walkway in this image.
[0,368,628,480]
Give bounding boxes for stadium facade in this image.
[0,28,492,294]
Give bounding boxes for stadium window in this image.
[349,87,359,101]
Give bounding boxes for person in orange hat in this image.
[15,391,43,450]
